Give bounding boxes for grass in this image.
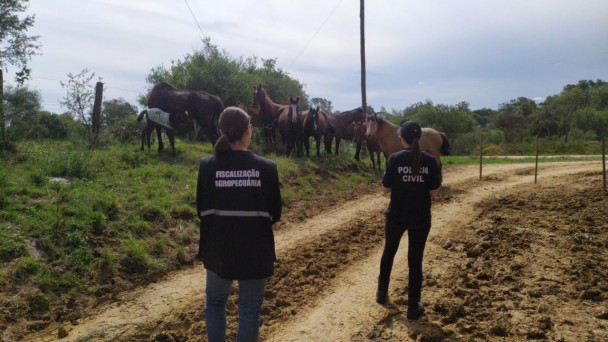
[0,136,603,328]
[442,154,602,166]
[0,138,381,327]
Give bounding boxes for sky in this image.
[5,0,608,113]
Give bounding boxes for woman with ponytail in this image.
[196,107,282,341]
[376,121,441,320]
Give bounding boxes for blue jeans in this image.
[205,270,267,342]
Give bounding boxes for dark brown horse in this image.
[244,104,276,145]
[277,96,302,157]
[252,85,287,145]
[138,82,224,155]
[365,115,452,181]
[324,107,366,160]
[301,107,332,159]
[354,120,383,170]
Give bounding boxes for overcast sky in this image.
[6,0,608,113]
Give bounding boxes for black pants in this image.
[378,220,430,306]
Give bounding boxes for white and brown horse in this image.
[365,115,452,180]
[354,120,383,170]
[277,96,302,157]
[301,107,331,159]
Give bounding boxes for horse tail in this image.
[440,132,453,155]
[137,109,148,122]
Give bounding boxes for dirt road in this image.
[26,161,606,341]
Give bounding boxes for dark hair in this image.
[213,107,251,155]
[399,121,422,175]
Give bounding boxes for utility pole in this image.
[360,0,367,115]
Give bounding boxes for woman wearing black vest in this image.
[197,107,282,341]
[376,121,441,320]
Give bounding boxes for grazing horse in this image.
[324,107,366,160]
[138,82,224,155]
[353,120,383,170]
[301,107,331,159]
[252,85,287,145]
[365,115,452,181]
[277,96,302,157]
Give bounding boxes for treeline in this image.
[3,38,607,155]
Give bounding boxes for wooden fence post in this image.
[535,135,539,184]
[92,82,103,139]
[602,133,606,192]
[479,131,483,180]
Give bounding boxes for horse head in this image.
[353,120,366,143]
[311,106,320,131]
[288,96,300,124]
[365,115,378,139]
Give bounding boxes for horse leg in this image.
[166,129,176,156]
[303,136,310,157]
[354,142,362,161]
[324,135,332,154]
[156,125,164,153]
[335,138,340,155]
[315,135,321,159]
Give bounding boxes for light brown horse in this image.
[301,107,331,159]
[354,120,383,170]
[324,107,366,160]
[277,96,302,157]
[365,115,452,180]
[252,85,287,145]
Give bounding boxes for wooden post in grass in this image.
[479,131,483,180]
[535,135,539,184]
[92,82,103,139]
[602,133,606,192]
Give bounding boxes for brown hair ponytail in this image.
[213,107,251,155]
[399,121,423,175]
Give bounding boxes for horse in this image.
[244,104,276,145]
[353,120,383,170]
[365,115,452,181]
[277,96,302,157]
[324,107,366,160]
[252,84,287,145]
[138,82,225,155]
[300,106,332,159]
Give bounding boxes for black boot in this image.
[376,280,388,304]
[407,301,425,320]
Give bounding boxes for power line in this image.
[183,0,207,38]
[289,0,345,69]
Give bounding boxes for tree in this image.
[102,98,137,127]
[0,0,41,144]
[3,84,40,140]
[574,108,608,140]
[102,98,139,142]
[310,98,333,114]
[59,69,102,135]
